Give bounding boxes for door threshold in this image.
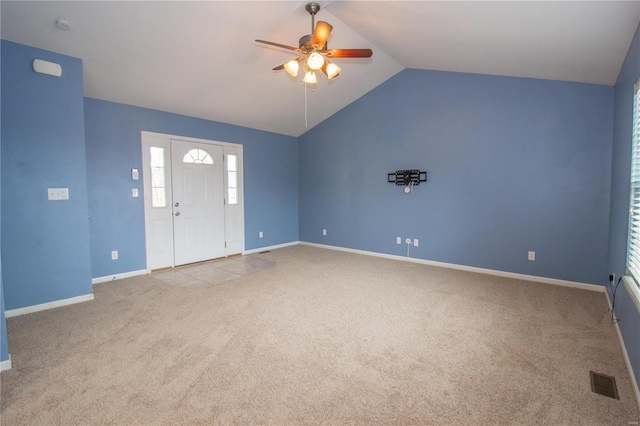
[175,257,228,269]
[153,254,243,272]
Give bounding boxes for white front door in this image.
[171,140,225,266]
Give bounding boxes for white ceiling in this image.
[2,1,639,137]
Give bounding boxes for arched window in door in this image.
[183,149,213,164]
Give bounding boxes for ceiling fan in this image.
[255,2,373,84]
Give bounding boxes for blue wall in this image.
[608,22,640,392]
[0,40,8,364]
[300,69,613,285]
[1,267,8,363]
[84,99,298,278]
[1,40,92,310]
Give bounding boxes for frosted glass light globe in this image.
[307,52,325,70]
[303,70,317,84]
[283,60,299,77]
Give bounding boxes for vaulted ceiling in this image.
[2,1,639,137]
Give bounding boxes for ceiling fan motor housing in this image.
[299,34,313,50]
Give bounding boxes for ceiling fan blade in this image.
[273,64,285,71]
[311,21,333,48]
[255,39,300,52]
[325,49,373,58]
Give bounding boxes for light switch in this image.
[131,168,139,180]
[132,188,139,198]
[47,188,69,201]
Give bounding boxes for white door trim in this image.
[141,131,245,271]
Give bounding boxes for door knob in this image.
[175,211,180,216]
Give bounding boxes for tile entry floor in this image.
[153,254,275,287]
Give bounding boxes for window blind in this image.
[627,79,640,285]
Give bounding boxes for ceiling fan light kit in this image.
[255,2,372,86]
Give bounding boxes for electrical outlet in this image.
[609,273,615,286]
[528,251,535,261]
[396,236,401,245]
[414,239,419,247]
[323,229,327,236]
[111,250,118,260]
[259,231,263,239]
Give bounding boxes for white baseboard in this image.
[605,290,640,412]
[243,241,300,255]
[1,356,12,372]
[5,294,94,318]
[92,269,148,285]
[298,242,604,292]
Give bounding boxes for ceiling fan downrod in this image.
[306,2,321,34]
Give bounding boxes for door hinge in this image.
[225,242,227,248]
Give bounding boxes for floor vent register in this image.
[590,371,619,399]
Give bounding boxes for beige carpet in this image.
[1,245,638,425]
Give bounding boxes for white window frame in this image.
[227,154,238,205]
[150,146,167,208]
[624,77,640,312]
